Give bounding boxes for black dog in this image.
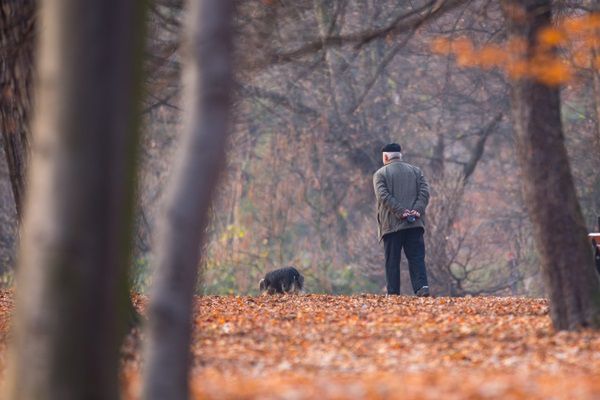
[259,266,304,294]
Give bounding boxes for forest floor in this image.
[2,292,600,399]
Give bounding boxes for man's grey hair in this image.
[383,151,402,161]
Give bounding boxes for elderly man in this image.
[373,143,430,296]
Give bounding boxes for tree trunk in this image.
[592,49,600,159]
[506,0,600,330]
[588,2,600,162]
[0,0,35,219]
[4,0,148,398]
[0,1,145,326]
[141,0,234,399]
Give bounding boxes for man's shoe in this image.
[416,286,430,297]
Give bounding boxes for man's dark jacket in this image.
[373,159,430,241]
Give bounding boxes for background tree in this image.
[0,0,35,219]
[504,0,600,329]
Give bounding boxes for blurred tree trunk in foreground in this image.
[506,0,600,330]
[4,0,148,398]
[142,0,234,399]
[0,0,35,219]
[0,0,142,326]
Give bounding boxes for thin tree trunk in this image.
[588,2,600,161]
[0,0,35,219]
[506,0,600,330]
[4,0,148,399]
[591,48,600,166]
[142,0,234,399]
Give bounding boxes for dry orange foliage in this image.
[1,291,600,399]
[431,13,600,85]
[126,294,599,399]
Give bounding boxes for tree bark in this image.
[0,0,35,219]
[4,0,148,399]
[588,2,600,162]
[506,0,600,330]
[592,49,600,157]
[142,0,234,399]
[0,0,145,325]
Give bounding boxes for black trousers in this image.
[383,228,428,295]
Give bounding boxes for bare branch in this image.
[463,113,502,180]
[266,0,469,66]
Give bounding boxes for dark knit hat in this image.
[381,143,402,153]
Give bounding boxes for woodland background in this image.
[1,1,600,399]
[0,0,598,298]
